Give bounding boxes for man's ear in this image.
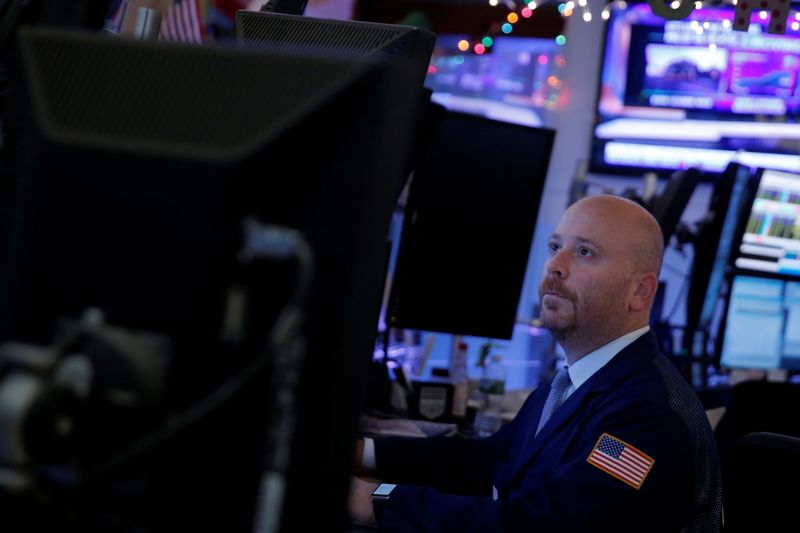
[630,272,658,312]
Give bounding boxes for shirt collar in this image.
[567,325,650,390]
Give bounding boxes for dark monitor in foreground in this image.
[0,26,431,532]
[386,110,555,340]
[235,9,435,79]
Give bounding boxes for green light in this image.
[555,34,567,46]
[482,36,493,47]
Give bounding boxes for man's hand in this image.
[348,476,379,527]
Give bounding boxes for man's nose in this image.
[544,251,568,279]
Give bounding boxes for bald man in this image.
[349,195,721,532]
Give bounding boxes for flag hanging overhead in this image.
[161,0,206,44]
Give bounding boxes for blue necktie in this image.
[535,365,572,436]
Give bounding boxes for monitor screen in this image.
[590,2,800,176]
[424,34,565,127]
[719,275,800,370]
[386,109,554,340]
[0,25,431,532]
[734,168,800,276]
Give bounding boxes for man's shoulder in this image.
[603,350,701,409]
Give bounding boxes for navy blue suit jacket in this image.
[373,332,721,532]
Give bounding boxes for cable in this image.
[84,223,314,490]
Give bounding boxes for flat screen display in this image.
[591,3,800,176]
[719,275,800,370]
[386,110,554,340]
[735,169,800,276]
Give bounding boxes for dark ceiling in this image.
[354,0,566,39]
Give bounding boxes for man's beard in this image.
[539,279,578,341]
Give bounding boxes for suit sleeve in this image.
[372,419,515,495]
[373,399,695,533]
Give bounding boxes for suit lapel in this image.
[509,378,594,475]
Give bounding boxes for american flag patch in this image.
[586,433,654,490]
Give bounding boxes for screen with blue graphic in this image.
[735,169,800,276]
[719,275,800,370]
[591,2,800,176]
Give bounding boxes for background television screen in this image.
[719,275,800,370]
[735,168,800,276]
[424,34,566,127]
[591,2,800,176]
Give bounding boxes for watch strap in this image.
[371,483,396,520]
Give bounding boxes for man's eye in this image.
[579,247,593,257]
[548,243,560,253]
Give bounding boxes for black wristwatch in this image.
[371,483,396,520]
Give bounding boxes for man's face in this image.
[538,200,638,344]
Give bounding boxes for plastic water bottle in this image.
[474,354,506,437]
[449,340,468,383]
[450,340,469,418]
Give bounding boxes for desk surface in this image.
[360,415,457,438]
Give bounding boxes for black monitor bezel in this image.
[385,109,555,340]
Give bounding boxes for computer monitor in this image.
[235,9,435,85]
[0,25,431,532]
[719,275,800,371]
[734,168,800,276]
[590,2,800,176]
[718,168,800,371]
[683,162,761,354]
[386,109,555,340]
